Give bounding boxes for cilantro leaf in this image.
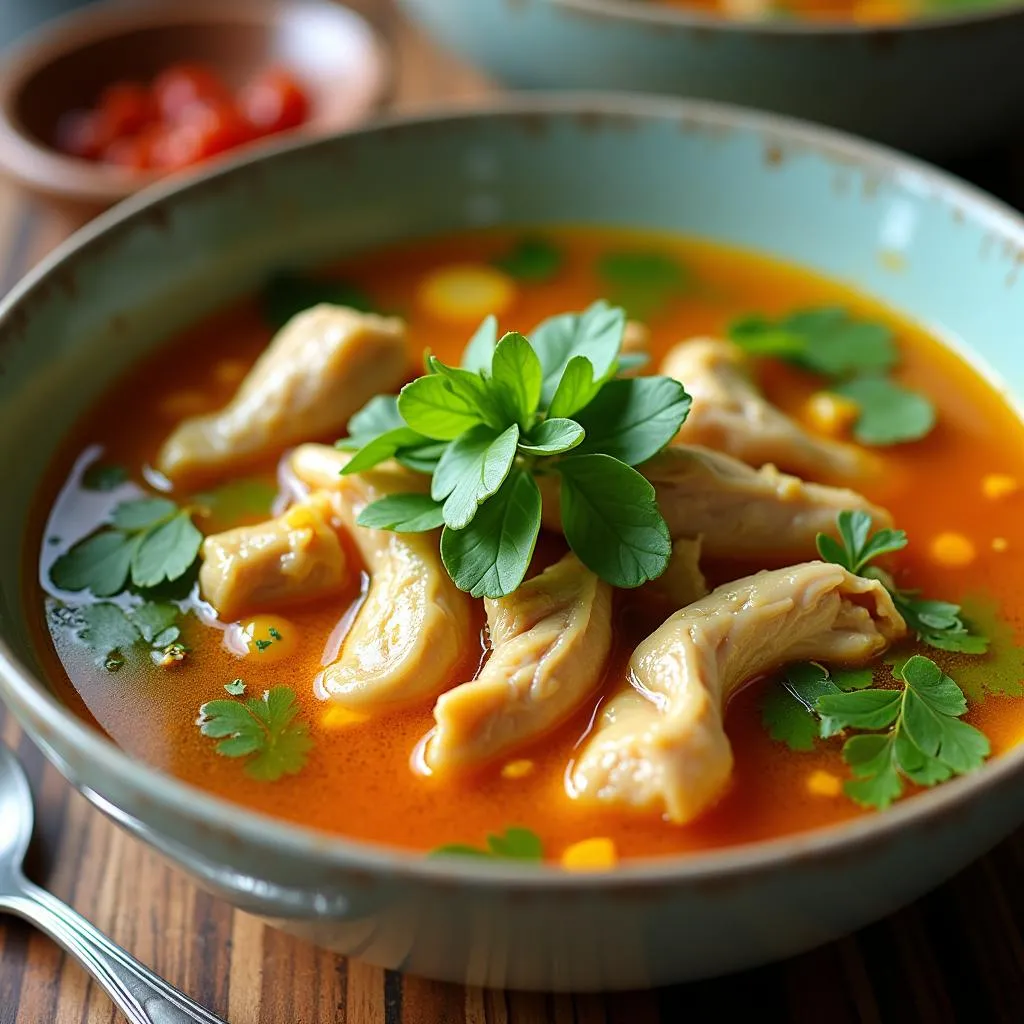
[110,498,177,531]
[573,376,691,466]
[433,424,519,530]
[81,462,128,492]
[816,689,903,731]
[131,602,179,643]
[490,331,542,427]
[547,355,603,420]
[832,376,936,446]
[816,509,907,574]
[51,533,137,597]
[261,271,374,330]
[492,237,562,282]
[198,686,313,781]
[357,494,446,533]
[556,454,671,588]
[760,686,821,752]
[130,512,203,589]
[461,315,498,374]
[397,374,489,441]
[78,603,139,657]
[440,468,541,599]
[431,826,544,861]
[532,301,624,406]
[517,418,584,456]
[224,679,247,696]
[843,734,904,810]
[597,251,688,321]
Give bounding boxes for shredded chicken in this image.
[426,553,612,771]
[643,538,708,608]
[570,562,906,823]
[663,338,874,481]
[541,443,891,563]
[199,492,350,620]
[157,305,408,484]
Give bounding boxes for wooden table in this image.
[2,3,1024,1021]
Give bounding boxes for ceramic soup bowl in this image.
[0,96,1022,991]
[397,0,1024,157]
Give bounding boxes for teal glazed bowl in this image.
[398,0,1024,157]
[1,96,1024,991]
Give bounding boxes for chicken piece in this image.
[570,562,906,823]
[157,305,409,485]
[642,537,708,608]
[426,553,612,772]
[541,444,891,564]
[287,442,421,498]
[199,492,350,620]
[663,338,874,481]
[312,454,475,711]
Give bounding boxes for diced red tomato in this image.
[96,81,156,139]
[102,131,156,171]
[238,67,310,136]
[54,109,102,161]
[152,62,232,122]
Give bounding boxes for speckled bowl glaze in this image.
[1,96,1023,991]
[398,0,1024,157]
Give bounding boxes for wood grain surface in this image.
[2,3,1024,1021]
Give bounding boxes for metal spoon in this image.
[0,742,226,1023]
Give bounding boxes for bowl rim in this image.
[2,91,1024,888]
[0,0,393,206]
[551,0,1024,34]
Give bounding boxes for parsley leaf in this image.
[51,533,138,597]
[336,395,437,475]
[71,599,183,669]
[556,454,671,588]
[461,315,498,374]
[434,424,519,530]
[357,494,446,533]
[492,237,562,282]
[224,679,247,696]
[832,376,936,446]
[517,418,584,456]
[573,376,691,466]
[815,509,907,574]
[193,477,277,532]
[532,301,624,406]
[198,686,313,781]
[261,271,375,330]
[440,468,541,599]
[547,355,603,420]
[490,331,542,428]
[597,251,688,321]
[81,462,128,492]
[431,826,544,861]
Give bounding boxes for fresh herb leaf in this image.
[729,307,897,378]
[194,478,277,531]
[440,468,541,599]
[517,418,584,456]
[356,494,446,533]
[490,331,542,428]
[832,376,936,446]
[816,509,907,575]
[198,686,312,781]
[110,498,178,531]
[398,373,489,440]
[816,688,903,731]
[781,662,845,738]
[843,734,904,810]
[461,315,498,374]
[547,355,603,420]
[532,301,624,406]
[51,533,138,597]
[131,602,179,643]
[573,376,691,466]
[78,603,139,657]
[81,462,128,492]
[556,454,671,588]
[492,237,562,282]
[597,251,688,320]
[761,687,821,752]
[431,826,543,861]
[830,667,875,690]
[434,424,519,530]
[224,679,247,696]
[891,592,989,654]
[261,271,374,330]
[130,512,203,589]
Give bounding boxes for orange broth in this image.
[29,227,1024,863]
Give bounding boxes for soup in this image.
[32,227,1024,868]
[651,0,1003,23]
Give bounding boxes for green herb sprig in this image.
[198,686,312,781]
[431,826,543,861]
[338,301,692,598]
[51,496,203,597]
[69,599,182,671]
[816,510,987,654]
[728,306,936,446]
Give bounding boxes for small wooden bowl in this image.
[0,0,393,225]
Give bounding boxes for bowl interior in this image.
[0,0,389,204]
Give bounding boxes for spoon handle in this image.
[0,878,226,1023]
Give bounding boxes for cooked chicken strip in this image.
[571,562,905,823]
[199,492,350,620]
[663,338,873,481]
[541,444,891,563]
[426,553,612,772]
[157,305,409,484]
[314,457,475,711]
[643,537,708,608]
